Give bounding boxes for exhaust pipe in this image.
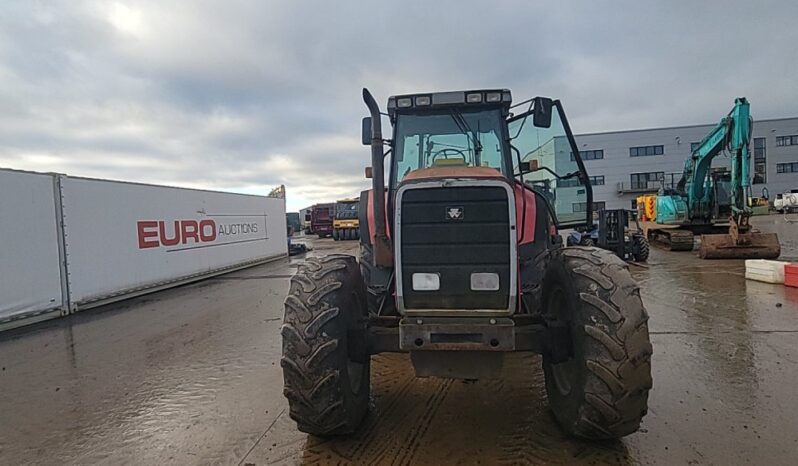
[362,88,393,267]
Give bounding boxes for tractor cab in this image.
[363,89,593,229]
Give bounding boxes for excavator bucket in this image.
[699,232,781,259]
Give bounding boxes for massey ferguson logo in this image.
[446,206,464,220]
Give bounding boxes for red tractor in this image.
[281,88,652,439]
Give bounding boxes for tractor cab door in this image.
[507,99,592,228]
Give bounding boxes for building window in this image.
[753,137,766,184]
[690,142,701,152]
[558,175,604,188]
[630,145,664,157]
[556,178,581,188]
[777,162,798,173]
[570,149,604,161]
[590,175,605,186]
[573,201,606,213]
[630,172,663,189]
[776,135,798,146]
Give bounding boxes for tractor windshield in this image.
[393,108,508,184]
[508,101,591,226]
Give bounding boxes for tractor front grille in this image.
[397,184,513,312]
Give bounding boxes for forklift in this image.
[567,209,649,262]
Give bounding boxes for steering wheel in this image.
[431,148,468,163]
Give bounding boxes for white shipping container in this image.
[0,169,67,328]
[60,176,287,309]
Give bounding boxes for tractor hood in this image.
[402,166,505,183]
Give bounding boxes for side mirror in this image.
[304,213,311,221]
[533,97,553,128]
[365,166,373,179]
[361,117,372,146]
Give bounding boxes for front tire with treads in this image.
[542,246,652,439]
[281,255,370,436]
[633,235,650,262]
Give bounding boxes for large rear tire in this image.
[541,247,652,439]
[281,255,370,436]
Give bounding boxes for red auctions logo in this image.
[137,220,217,249]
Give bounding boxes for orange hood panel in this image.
[402,166,504,182]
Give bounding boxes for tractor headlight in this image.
[470,272,500,291]
[466,92,483,103]
[412,273,440,291]
[486,92,502,103]
[414,95,431,106]
[397,97,413,108]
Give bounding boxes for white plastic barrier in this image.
[60,176,287,309]
[0,169,67,327]
[745,259,786,284]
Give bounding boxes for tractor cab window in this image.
[508,102,591,227]
[393,109,507,184]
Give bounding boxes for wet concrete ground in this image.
[1,215,797,465]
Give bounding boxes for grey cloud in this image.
[1,1,797,210]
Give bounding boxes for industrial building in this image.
[568,116,798,211]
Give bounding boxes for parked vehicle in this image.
[774,190,798,213]
[333,198,360,240]
[286,212,301,234]
[299,207,313,233]
[310,203,334,238]
[567,209,649,262]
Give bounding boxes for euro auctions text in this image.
[137,219,261,249]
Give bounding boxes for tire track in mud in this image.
[383,378,453,466]
[260,353,637,465]
[495,354,633,466]
[298,353,430,464]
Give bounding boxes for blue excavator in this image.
[645,98,780,259]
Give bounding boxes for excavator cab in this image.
[281,88,652,441]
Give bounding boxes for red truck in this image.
[310,203,334,238]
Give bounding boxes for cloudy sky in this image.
[1,1,797,211]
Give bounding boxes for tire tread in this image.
[281,255,369,436]
[549,246,652,439]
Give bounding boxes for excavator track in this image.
[647,227,694,251]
